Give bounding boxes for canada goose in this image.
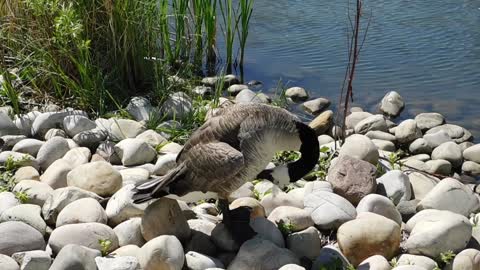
[133,103,320,243]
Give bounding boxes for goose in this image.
[133,103,320,243]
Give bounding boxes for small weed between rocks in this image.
[14,191,30,203]
[98,239,112,256]
[0,155,32,192]
[253,188,272,201]
[389,257,398,268]
[277,220,295,235]
[272,151,301,164]
[305,146,334,180]
[439,250,456,266]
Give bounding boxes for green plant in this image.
[272,151,300,164]
[439,250,456,265]
[389,258,398,268]
[98,239,112,256]
[0,71,20,114]
[218,0,236,72]
[253,188,272,200]
[14,191,30,203]
[388,151,403,170]
[271,79,290,108]
[277,220,295,235]
[305,146,335,180]
[237,0,254,70]
[0,155,32,192]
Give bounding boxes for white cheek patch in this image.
[271,165,290,188]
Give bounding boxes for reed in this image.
[237,0,254,70]
[218,0,236,73]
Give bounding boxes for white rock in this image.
[13,180,53,207]
[0,204,47,235]
[376,170,412,205]
[358,255,391,270]
[372,139,396,151]
[11,250,51,270]
[268,206,314,233]
[286,226,321,260]
[11,139,44,157]
[120,168,150,186]
[235,89,267,104]
[1,135,26,149]
[136,130,167,147]
[464,144,480,163]
[40,159,72,189]
[380,91,404,117]
[285,87,309,102]
[36,136,70,170]
[138,235,185,270]
[463,161,480,176]
[115,138,156,166]
[339,134,379,164]
[395,119,422,144]
[425,159,452,175]
[110,119,146,141]
[346,112,372,130]
[49,244,101,270]
[408,172,439,200]
[62,147,91,168]
[366,130,397,142]
[31,110,88,137]
[14,166,40,181]
[96,256,141,270]
[354,115,388,134]
[113,218,146,247]
[396,254,438,270]
[106,184,150,226]
[227,84,249,95]
[56,197,107,227]
[304,191,356,230]
[186,251,224,270]
[250,217,285,248]
[0,221,46,256]
[44,129,66,140]
[0,192,20,216]
[415,112,445,131]
[63,115,96,137]
[0,254,20,270]
[161,92,193,119]
[302,98,331,115]
[431,141,463,168]
[409,138,432,154]
[260,191,303,216]
[0,112,21,136]
[356,194,402,224]
[14,111,41,137]
[153,153,177,175]
[67,161,122,197]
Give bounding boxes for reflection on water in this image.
[228,0,480,138]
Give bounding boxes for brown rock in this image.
[308,110,333,135]
[230,197,265,219]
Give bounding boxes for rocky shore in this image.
[0,75,480,270]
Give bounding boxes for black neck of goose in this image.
[287,121,320,182]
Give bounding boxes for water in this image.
[234,0,480,138]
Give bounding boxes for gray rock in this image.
[42,186,102,226]
[186,251,224,270]
[235,89,267,104]
[415,112,445,131]
[11,250,51,270]
[417,178,479,216]
[48,223,119,255]
[72,128,107,148]
[227,84,249,96]
[31,110,88,137]
[105,184,149,226]
[409,138,432,154]
[1,135,26,149]
[67,161,122,197]
[14,111,41,137]
[376,170,412,205]
[354,114,388,134]
[95,256,140,270]
[228,238,299,270]
[49,244,101,270]
[396,254,438,270]
[304,191,356,230]
[380,91,404,117]
[157,141,183,154]
[395,119,422,144]
[0,112,21,136]
[11,139,43,157]
[12,180,53,207]
[286,226,321,260]
[56,197,107,227]
[448,248,480,270]
[366,130,396,142]
[464,144,480,163]
[302,98,331,115]
[110,119,146,141]
[431,141,463,168]
[126,97,153,122]
[312,245,350,270]
[339,134,379,164]
[285,87,309,102]
[250,217,285,248]
[114,138,156,166]
[426,124,465,140]
[136,130,167,147]
[346,112,372,130]
[96,141,121,164]
[44,129,67,140]
[62,147,91,168]
[454,127,474,144]
[63,115,96,137]
[113,218,146,247]
[0,204,47,235]
[408,172,439,200]
[278,264,305,270]
[463,161,480,176]
[138,235,184,270]
[426,159,452,175]
[40,159,72,189]
[153,153,177,175]
[161,92,193,119]
[372,139,396,151]
[0,192,20,216]
[304,181,333,194]
[36,136,70,170]
[356,194,402,224]
[119,168,150,186]
[0,254,19,270]
[0,221,46,256]
[192,86,212,96]
[268,206,314,233]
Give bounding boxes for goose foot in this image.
[218,199,257,245]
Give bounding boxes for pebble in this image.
[365,130,397,142]
[356,194,402,224]
[308,110,333,135]
[44,128,66,140]
[354,114,388,134]
[0,112,21,136]
[11,250,51,270]
[235,89,268,104]
[115,138,156,166]
[286,226,321,260]
[0,254,20,270]
[36,136,70,170]
[11,139,44,157]
[39,159,72,189]
[0,221,46,256]
[425,159,452,175]
[126,97,154,122]
[285,87,309,102]
[304,191,356,230]
[463,161,480,176]
[431,141,463,168]
[67,161,122,197]
[227,84,249,96]
[395,119,422,144]
[346,112,372,130]
[376,170,412,205]
[414,112,445,131]
[63,115,96,137]
[49,244,101,270]
[408,172,439,200]
[136,130,167,147]
[110,119,146,140]
[13,166,39,181]
[302,98,331,115]
[0,204,47,235]
[72,128,107,148]
[13,180,53,207]
[185,251,224,270]
[114,218,146,247]
[464,144,480,163]
[56,197,108,227]
[96,256,141,270]
[138,235,185,270]
[380,91,404,117]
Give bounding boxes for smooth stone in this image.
[337,212,401,266]
[229,182,255,201]
[13,180,53,207]
[0,151,38,170]
[36,136,70,170]
[40,159,72,189]
[464,144,480,163]
[426,124,465,140]
[327,155,377,205]
[14,111,41,137]
[228,238,299,270]
[96,141,121,164]
[396,254,438,270]
[49,244,101,270]
[1,135,26,149]
[304,191,356,230]
[366,130,396,142]
[136,130,167,147]
[260,191,303,216]
[423,130,452,149]
[356,194,402,224]
[141,197,191,242]
[72,128,107,148]
[454,128,474,144]
[409,138,432,155]
[402,159,429,172]
[11,250,51,270]
[111,245,141,258]
[318,135,334,145]
[152,154,177,176]
[62,147,91,168]
[0,112,21,136]
[138,235,185,270]
[95,256,140,270]
[119,168,150,186]
[278,264,306,270]
[380,91,404,117]
[267,206,314,233]
[312,245,350,270]
[227,84,249,96]
[302,98,331,115]
[395,119,422,144]
[230,197,265,219]
[448,249,480,270]
[0,254,19,270]
[376,170,412,205]
[308,110,333,135]
[126,97,153,122]
[0,192,20,216]
[463,161,480,176]
[48,223,119,255]
[63,115,96,137]
[250,217,285,248]
[31,110,88,137]
[285,87,309,102]
[56,197,107,227]
[286,226,321,260]
[13,166,39,181]
[415,112,445,131]
[211,223,239,252]
[67,161,122,197]
[339,134,379,164]
[346,112,373,130]
[405,209,472,258]
[431,141,463,168]
[11,139,44,157]
[358,255,391,270]
[185,251,224,270]
[42,186,102,226]
[372,139,396,151]
[0,204,47,235]
[408,172,440,200]
[392,265,428,270]
[44,129,66,140]
[114,218,146,247]
[459,141,475,152]
[161,92,193,119]
[115,139,156,166]
[354,114,388,134]
[110,119,146,140]
[425,159,452,175]
[0,221,46,256]
[235,89,267,104]
[106,184,149,226]
[157,142,183,154]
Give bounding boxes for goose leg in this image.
[218,198,257,245]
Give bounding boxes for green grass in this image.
[98,238,112,256]
[277,220,295,235]
[0,155,32,193]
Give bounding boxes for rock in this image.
[327,155,377,204]
[426,159,452,175]
[267,206,314,233]
[48,223,119,255]
[229,182,254,201]
[126,97,153,122]
[358,255,391,270]
[339,134,379,164]
[449,249,480,270]
[72,128,107,148]
[141,197,191,242]
[230,197,265,219]
[185,251,224,270]
[308,110,333,135]
[186,224,217,257]
[63,115,96,137]
[249,217,285,248]
[285,87,308,102]
[312,245,350,270]
[138,235,184,270]
[110,119,146,140]
[408,172,439,200]
[304,191,356,230]
[356,194,402,224]
[14,166,39,181]
[417,178,479,216]
[96,141,121,164]
[96,256,140,270]
[396,254,437,269]
[302,98,330,115]
[105,185,149,226]
[278,264,305,270]
[115,138,156,166]
[354,115,388,134]
[0,151,38,170]
[31,110,88,137]
[111,245,141,258]
[12,180,53,206]
[426,124,465,140]
[211,223,239,252]
[463,161,480,176]
[423,130,451,149]
[0,192,20,216]
[157,142,183,154]
[113,218,145,247]
[56,197,107,227]
[36,136,70,170]
[409,138,432,154]
[431,141,463,168]
[161,92,193,119]
[405,209,472,257]
[0,112,21,136]
[0,204,46,235]
[0,254,19,270]
[1,135,26,149]
[49,244,101,270]
[228,238,299,270]
[39,159,72,189]
[152,154,177,176]
[119,168,150,186]
[455,127,474,144]
[460,141,475,152]
[376,170,412,205]
[235,89,267,104]
[260,189,303,215]
[227,84,249,96]
[318,135,334,146]
[14,111,40,137]
[337,212,401,266]
[192,86,212,96]
[62,147,91,168]
[464,144,480,163]
[11,250,51,270]
[366,130,396,142]
[415,112,445,131]
[11,139,44,157]
[136,130,167,147]
[380,91,404,117]
[0,221,46,256]
[44,128,67,140]
[395,119,422,144]
[286,226,321,260]
[346,112,372,130]
[67,161,122,196]
[372,139,396,151]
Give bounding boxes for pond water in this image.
[232,0,480,138]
